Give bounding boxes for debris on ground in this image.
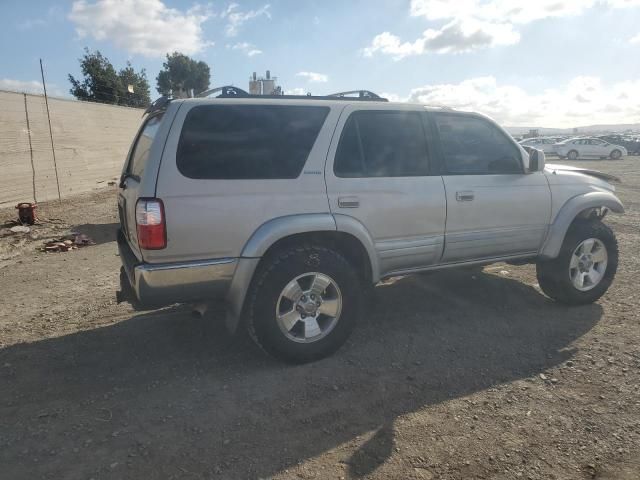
[41,233,95,253]
[15,202,38,225]
[10,226,31,234]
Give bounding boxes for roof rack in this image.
[195,85,388,102]
[143,95,172,117]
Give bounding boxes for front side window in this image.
[433,113,522,175]
[177,105,329,179]
[128,113,164,178]
[334,111,430,177]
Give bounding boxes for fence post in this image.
[40,58,62,202]
[23,93,37,203]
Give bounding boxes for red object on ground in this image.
[16,202,37,225]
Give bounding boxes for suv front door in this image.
[325,105,446,276]
[431,112,551,263]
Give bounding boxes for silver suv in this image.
[117,88,624,363]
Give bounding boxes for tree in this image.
[68,48,151,107]
[156,52,210,98]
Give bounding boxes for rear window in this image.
[334,110,430,177]
[177,105,329,179]
[128,113,163,178]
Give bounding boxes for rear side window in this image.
[177,105,329,179]
[434,113,522,175]
[128,113,164,178]
[334,111,430,177]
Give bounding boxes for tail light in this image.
[136,199,166,250]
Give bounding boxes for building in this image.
[249,71,282,95]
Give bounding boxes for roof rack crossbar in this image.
[197,85,250,98]
[327,90,384,100]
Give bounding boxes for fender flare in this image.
[539,191,624,259]
[332,214,380,283]
[225,213,379,334]
[240,213,337,258]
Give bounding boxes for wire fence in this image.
[0,89,144,208]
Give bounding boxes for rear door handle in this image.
[455,191,474,202]
[338,196,360,208]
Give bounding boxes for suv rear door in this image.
[325,104,446,276]
[118,112,165,259]
[430,112,551,263]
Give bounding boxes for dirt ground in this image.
[1,157,639,480]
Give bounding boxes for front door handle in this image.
[338,196,360,208]
[455,191,475,202]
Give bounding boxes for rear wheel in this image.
[536,220,618,305]
[567,150,579,160]
[247,245,363,363]
[610,149,622,160]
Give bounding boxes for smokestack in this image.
[266,70,270,80]
[253,72,257,80]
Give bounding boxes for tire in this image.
[247,245,363,363]
[610,149,622,160]
[567,150,579,160]
[536,220,618,305]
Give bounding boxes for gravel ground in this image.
[0,157,639,480]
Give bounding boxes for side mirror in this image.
[523,146,545,172]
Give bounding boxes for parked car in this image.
[555,137,627,160]
[597,134,640,155]
[519,137,558,154]
[117,89,624,363]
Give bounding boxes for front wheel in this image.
[536,220,618,305]
[247,245,363,363]
[567,150,579,160]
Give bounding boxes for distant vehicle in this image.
[555,138,627,160]
[597,135,640,155]
[519,137,558,154]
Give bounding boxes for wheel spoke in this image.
[586,268,602,286]
[281,279,303,302]
[592,247,607,263]
[278,309,300,332]
[582,238,595,254]
[569,253,580,269]
[317,298,339,317]
[309,274,331,297]
[304,317,321,339]
[575,272,585,288]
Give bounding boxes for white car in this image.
[519,137,558,154]
[555,138,627,160]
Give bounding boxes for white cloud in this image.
[364,19,519,59]
[387,76,640,127]
[68,0,213,58]
[287,87,307,95]
[296,71,329,83]
[630,32,640,43]
[367,0,640,58]
[229,42,262,56]
[0,78,65,97]
[221,3,271,37]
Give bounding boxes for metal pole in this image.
[23,93,37,203]
[39,58,62,201]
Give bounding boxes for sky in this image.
[1,0,639,128]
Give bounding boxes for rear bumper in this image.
[117,230,237,308]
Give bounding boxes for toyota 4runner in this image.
[117,88,624,363]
